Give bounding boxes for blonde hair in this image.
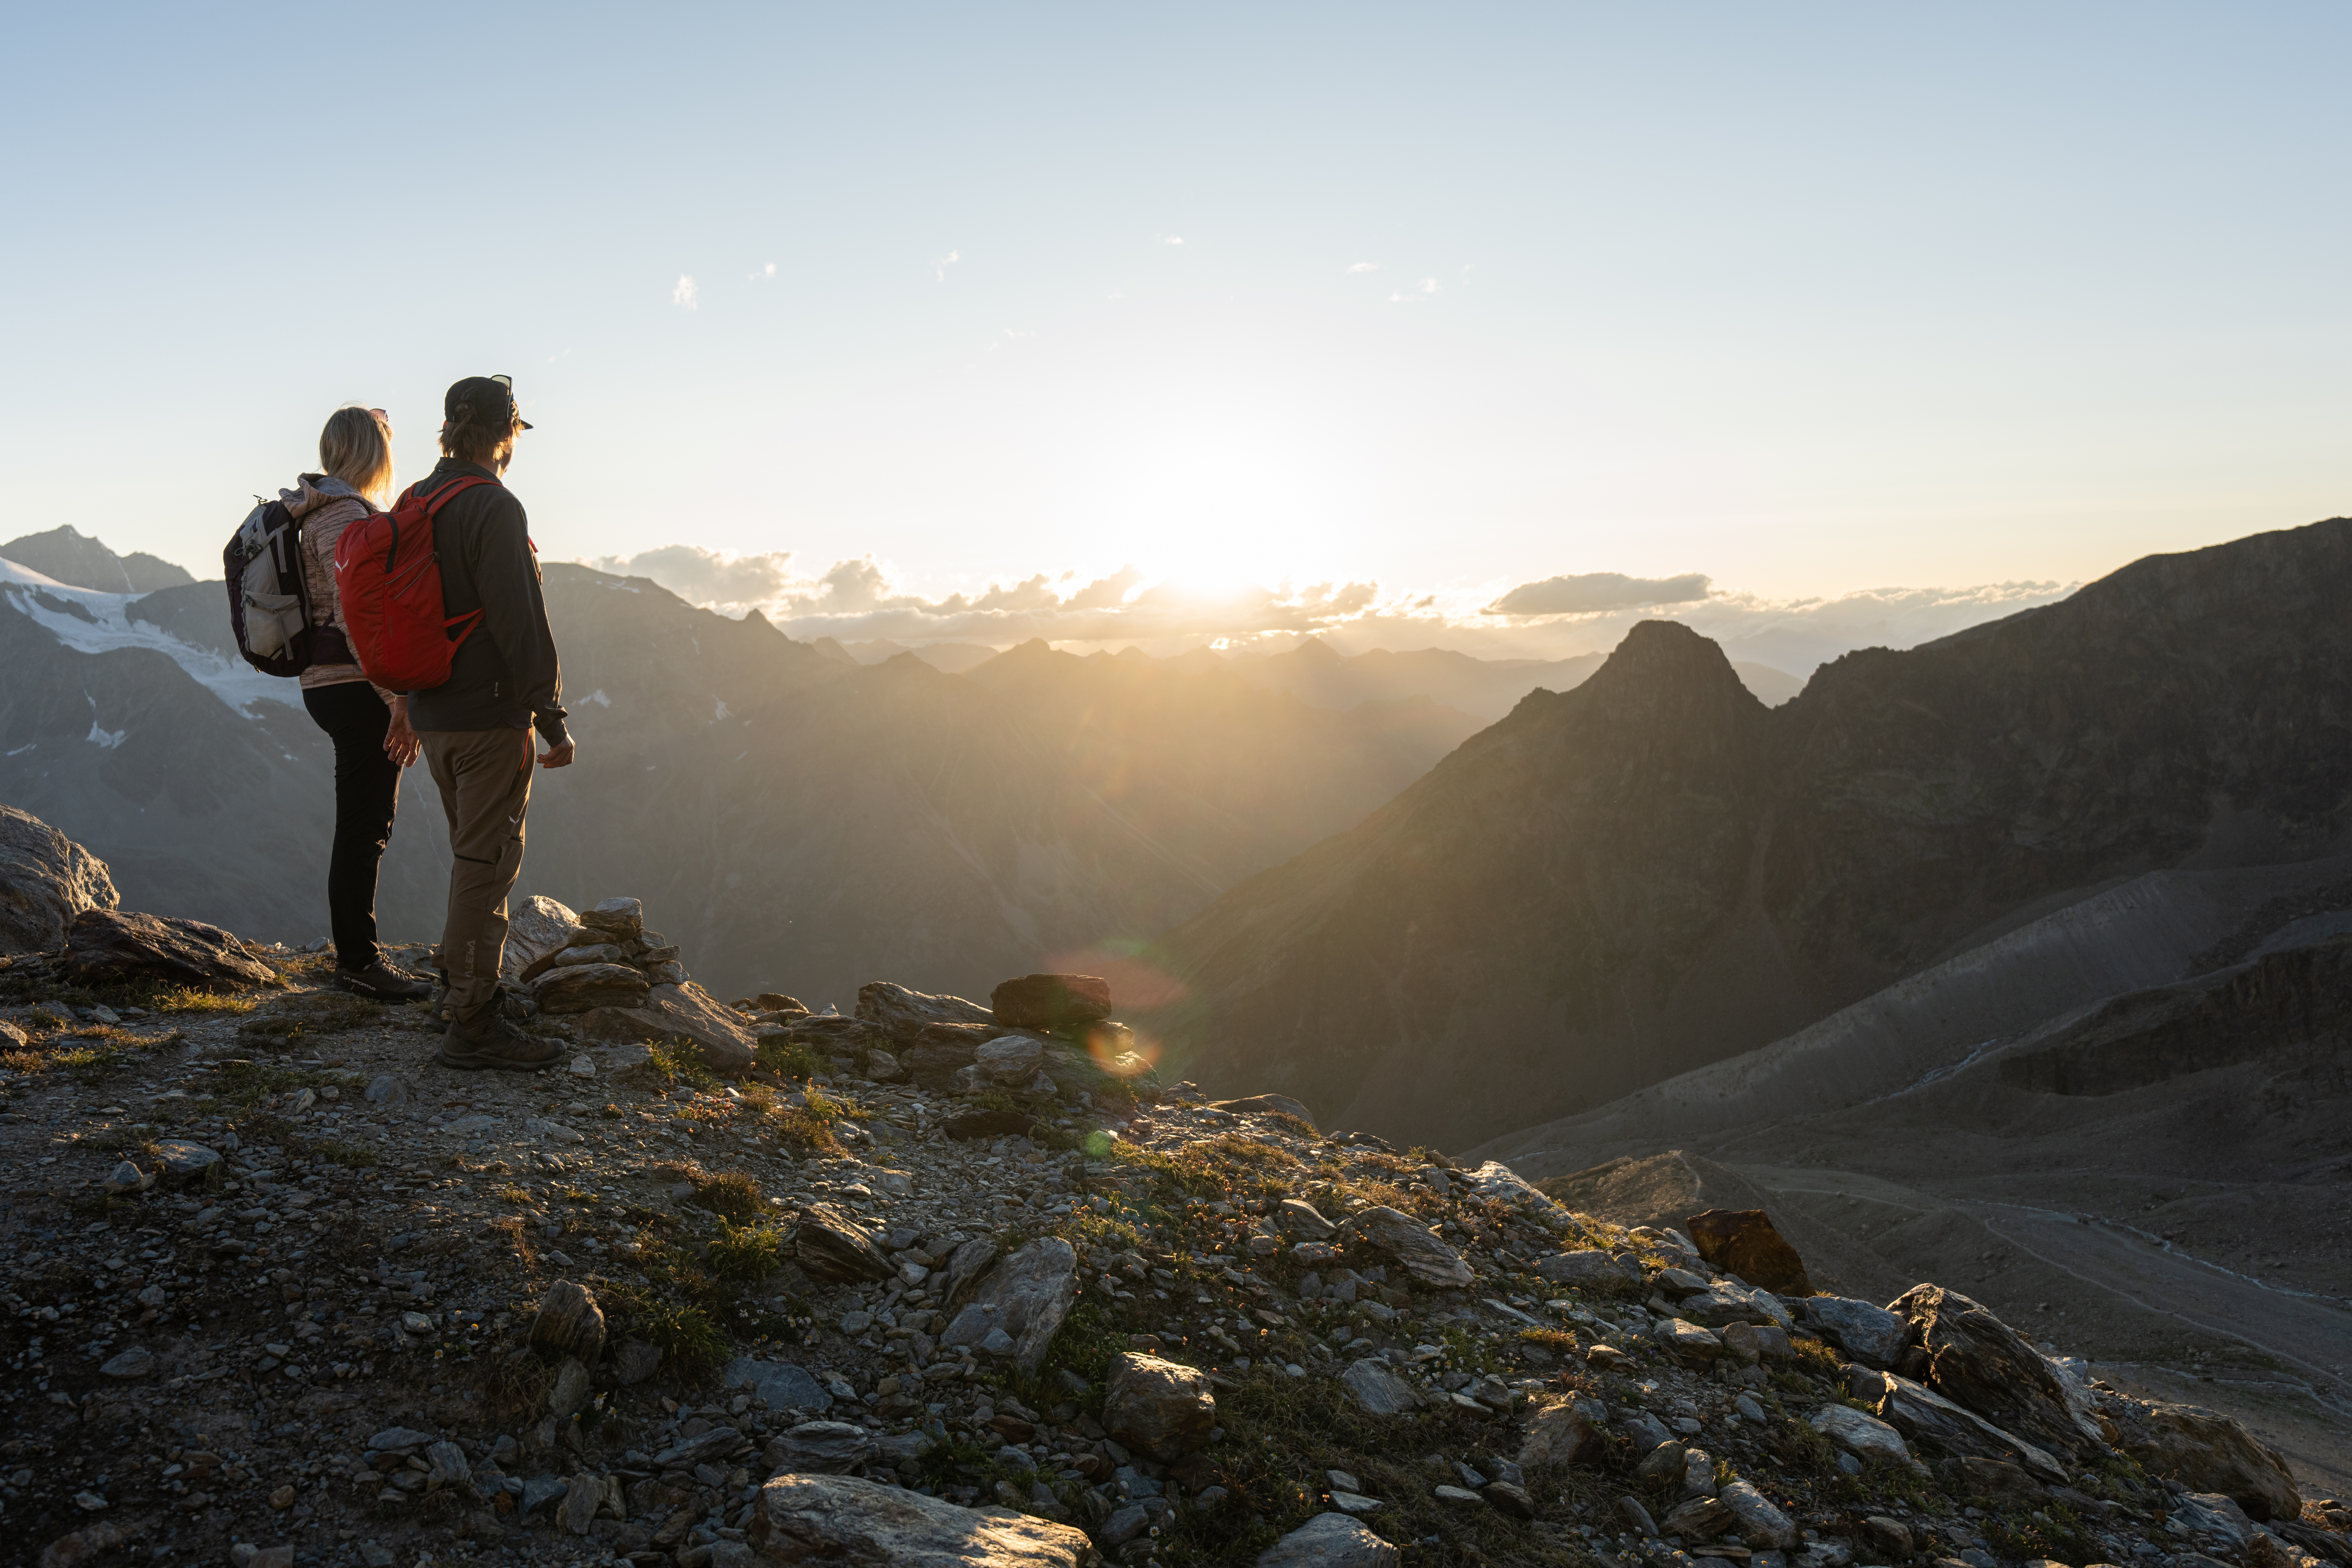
[320,405,394,505]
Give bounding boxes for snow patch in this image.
[0,558,299,716]
[87,722,126,749]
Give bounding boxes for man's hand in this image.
[383,699,422,768]
[538,740,576,769]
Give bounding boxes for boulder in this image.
[1874,1372,2065,1482]
[795,1205,895,1284]
[0,804,117,953]
[577,896,644,938]
[1213,1094,1316,1126]
[1335,1206,1475,1287]
[854,982,996,1035]
[1102,1353,1215,1460]
[62,908,274,990]
[1892,1284,2103,1457]
[1653,1318,1724,1366]
[1339,1358,1424,1416]
[501,894,581,984]
[989,973,1113,1030]
[749,1471,1097,1565]
[723,1358,833,1413]
[532,962,651,1014]
[1255,1511,1401,1568]
[975,1035,1046,1086]
[1718,1479,1799,1548]
[1276,1198,1336,1239]
[1797,1296,1911,1368]
[1515,1400,1603,1468]
[958,1238,1079,1375]
[897,1024,992,1087]
[763,1421,876,1474]
[1809,1404,1911,1464]
[1659,1496,1737,1540]
[1677,1283,1791,1331]
[1685,1207,1813,1295]
[527,1279,607,1368]
[575,980,759,1071]
[2111,1400,2302,1521]
[1535,1250,1635,1289]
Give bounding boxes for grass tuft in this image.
[692,1169,766,1222]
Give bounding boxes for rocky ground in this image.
[3,915,2351,1568]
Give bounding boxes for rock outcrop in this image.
[61,907,276,990]
[0,803,117,953]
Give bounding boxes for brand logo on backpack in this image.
[332,475,497,691]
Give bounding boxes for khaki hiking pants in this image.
[420,727,535,1022]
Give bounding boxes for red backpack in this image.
[332,474,497,691]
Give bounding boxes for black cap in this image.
[443,373,534,431]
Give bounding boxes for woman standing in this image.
[286,406,433,1000]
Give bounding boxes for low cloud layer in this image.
[573,545,2072,675]
[1483,571,1713,616]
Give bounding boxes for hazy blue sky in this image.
[6,3,2347,632]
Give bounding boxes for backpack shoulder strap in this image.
[418,474,502,518]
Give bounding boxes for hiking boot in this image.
[335,962,434,1002]
[436,1008,562,1073]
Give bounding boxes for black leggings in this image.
[302,681,401,971]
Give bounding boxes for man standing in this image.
[406,374,573,1071]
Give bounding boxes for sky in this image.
[5,3,2348,661]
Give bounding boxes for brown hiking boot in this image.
[436,1007,562,1072]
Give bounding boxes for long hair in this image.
[439,398,519,467]
[319,405,394,505]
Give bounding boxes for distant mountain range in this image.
[2,536,1533,1005]
[840,632,1802,718]
[1141,517,2352,1151]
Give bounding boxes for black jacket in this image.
[403,459,570,746]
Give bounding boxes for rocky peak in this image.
[0,524,194,593]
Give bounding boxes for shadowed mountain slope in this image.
[1143,518,2352,1150]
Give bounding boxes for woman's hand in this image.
[384,698,422,768]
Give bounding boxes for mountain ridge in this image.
[1141,518,2352,1152]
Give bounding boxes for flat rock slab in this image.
[762,1421,875,1474]
[1811,1403,1911,1463]
[724,1358,833,1414]
[1875,1371,2065,1482]
[961,1237,1079,1375]
[1335,1205,1474,1287]
[575,979,757,1070]
[1213,1093,1315,1126]
[1256,1511,1402,1568]
[532,962,650,1014]
[1686,1206,1813,1295]
[63,908,275,990]
[751,1471,1097,1565]
[795,1204,895,1284]
[1339,1358,1423,1416]
[854,981,996,1035]
[152,1140,221,1178]
[1535,1249,1635,1288]
[1894,1284,2102,1459]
